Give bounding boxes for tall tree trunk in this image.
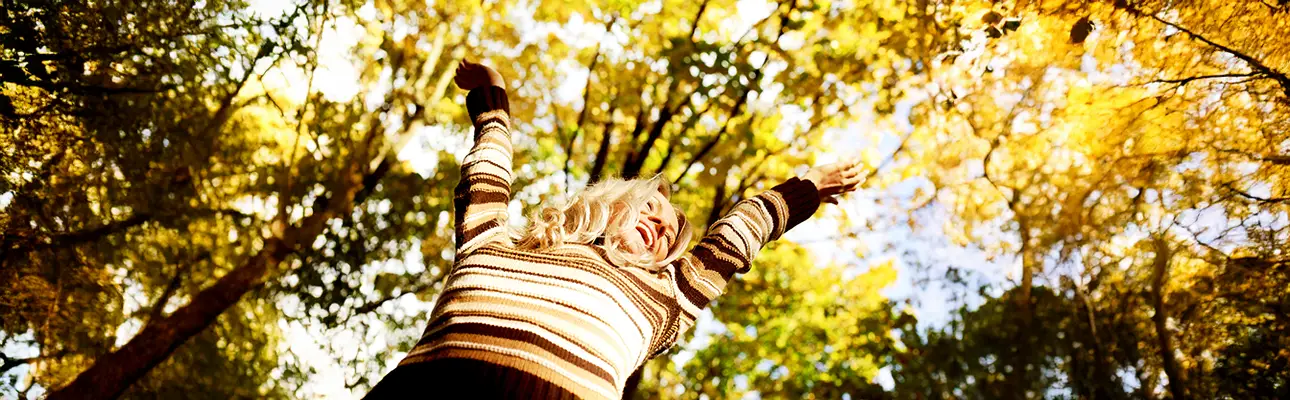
[621,0,708,179]
[45,25,446,391]
[1073,287,1120,399]
[671,68,759,186]
[47,155,387,399]
[1151,236,1188,400]
[49,240,293,399]
[588,118,616,184]
[622,105,675,179]
[1004,216,1035,400]
[564,32,609,189]
[652,106,709,179]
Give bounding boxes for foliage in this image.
[882,0,1290,398]
[2,0,1289,398]
[637,244,898,399]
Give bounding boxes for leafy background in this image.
[2,0,1288,398]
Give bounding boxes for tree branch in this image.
[621,1,709,180]
[1129,6,1290,98]
[38,212,153,249]
[672,72,760,186]
[565,19,613,188]
[1223,182,1290,204]
[654,98,717,177]
[1148,72,1261,85]
[865,128,916,182]
[0,349,70,375]
[588,104,618,184]
[145,252,210,324]
[0,69,169,94]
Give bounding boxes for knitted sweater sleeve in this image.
[453,86,514,254]
[667,177,821,341]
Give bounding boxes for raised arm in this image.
[667,160,863,342]
[453,61,514,254]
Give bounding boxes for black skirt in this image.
[364,358,582,399]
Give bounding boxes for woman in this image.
[366,60,864,399]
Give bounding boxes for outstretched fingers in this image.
[840,159,865,190]
[806,158,867,205]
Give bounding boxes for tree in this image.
[875,0,1290,397]
[634,244,898,399]
[7,0,1290,398]
[2,0,477,397]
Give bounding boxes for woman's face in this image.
[625,190,679,262]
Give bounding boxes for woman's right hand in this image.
[453,59,506,91]
[802,158,864,204]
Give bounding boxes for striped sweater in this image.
[396,86,820,399]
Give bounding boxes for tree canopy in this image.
[2,0,1287,398]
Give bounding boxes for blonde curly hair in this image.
[513,174,693,271]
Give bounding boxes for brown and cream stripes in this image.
[385,86,821,399]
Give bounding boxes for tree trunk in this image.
[48,158,383,399]
[1004,217,1035,400]
[622,105,674,179]
[1073,288,1121,399]
[1018,218,1034,314]
[588,118,616,184]
[621,0,708,180]
[564,39,606,189]
[1151,236,1188,400]
[48,239,292,399]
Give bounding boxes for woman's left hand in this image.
[802,158,865,204]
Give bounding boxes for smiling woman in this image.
[513,176,693,272]
[364,60,863,399]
